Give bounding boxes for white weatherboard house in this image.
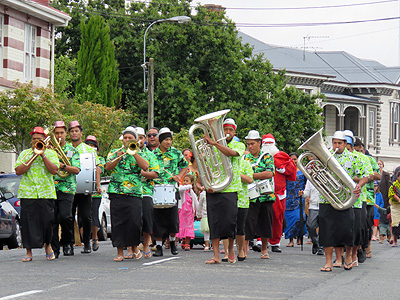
[0,0,70,173]
[239,32,400,173]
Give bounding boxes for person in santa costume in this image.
[261,133,297,253]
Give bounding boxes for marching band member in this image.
[15,127,60,261]
[84,135,104,252]
[68,120,100,254]
[146,127,160,151]
[319,131,368,272]
[244,130,275,259]
[51,121,81,258]
[137,127,160,258]
[105,127,149,261]
[354,137,380,259]
[262,133,297,253]
[203,118,245,264]
[152,127,188,256]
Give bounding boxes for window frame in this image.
[23,24,36,82]
[368,107,376,147]
[390,101,400,144]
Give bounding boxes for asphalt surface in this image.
[0,240,399,300]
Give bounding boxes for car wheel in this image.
[97,215,107,241]
[7,220,22,249]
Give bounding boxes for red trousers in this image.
[269,198,286,245]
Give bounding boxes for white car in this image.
[97,177,111,241]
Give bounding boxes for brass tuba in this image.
[297,128,357,210]
[188,109,233,192]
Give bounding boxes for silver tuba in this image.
[188,109,233,192]
[297,128,357,210]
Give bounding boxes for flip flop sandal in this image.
[344,262,353,270]
[143,251,152,258]
[22,256,33,262]
[114,256,124,262]
[205,258,220,264]
[133,251,142,260]
[124,253,134,259]
[261,253,270,259]
[320,266,332,272]
[46,252,55,261]
[228,256,236,264]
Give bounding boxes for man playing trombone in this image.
[51,121,81,258]
[15,126,60,262]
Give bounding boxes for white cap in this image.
[223,118,237,130]
[136,127,146,137]
[343,130,355,143]
[158,127,173,136]
[245,130,262,140]
[121,126,137,139]
[332,131,346,141]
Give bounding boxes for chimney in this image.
[203,4,226,15]
[32,0,50,6]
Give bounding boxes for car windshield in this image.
[0,177,20,196]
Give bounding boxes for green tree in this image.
[0,82,64,154]
[75,15,121,107]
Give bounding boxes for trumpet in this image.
[22,136,51,166]
[108,140,140,163]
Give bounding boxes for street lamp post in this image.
[142,16,191,130]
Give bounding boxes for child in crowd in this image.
[388,171,400,247]
[177,174,198,250]
[372,182,384,241]
[197,191,210,251]
[374,202,390,244]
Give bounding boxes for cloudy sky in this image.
[196,0,400,67]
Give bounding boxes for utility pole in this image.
[148,58,155,130]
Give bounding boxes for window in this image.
[391,102,400,142]
[0,14,3,77]
[368,108,376,145]
[24,24,36,82]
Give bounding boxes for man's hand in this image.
[203,134,217,146]
[172,175,180,183]
[96,184,102,194]
[207,188,214,194]
[353,184,361,198]
[298,190,304,197]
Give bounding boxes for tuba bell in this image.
[188,109,233,192]
[297,128,357,210]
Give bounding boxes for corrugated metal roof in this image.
[239,31,400,85]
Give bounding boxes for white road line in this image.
[142,257,179,266]
[0,290,43,300]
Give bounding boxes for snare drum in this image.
[257,179,274,195]
[153,184,176,208]
[76,152,96,195]
[248,183,260,200]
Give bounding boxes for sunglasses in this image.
[148,133,158,137]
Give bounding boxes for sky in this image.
[196,0,400,67]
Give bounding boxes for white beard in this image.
[262,144,279,156]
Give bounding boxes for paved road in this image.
[0,240,399,299]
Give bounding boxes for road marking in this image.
[0,290,43,300]
[142,257,179,266]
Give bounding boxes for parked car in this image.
[97,177,111,241]
[0,190,22,249]
[0,174,21,214]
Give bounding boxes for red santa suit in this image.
[261,134,297,247]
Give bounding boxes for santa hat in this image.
[262,133,275,145]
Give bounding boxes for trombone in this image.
[108,140,140,163]
[22,136,51,166]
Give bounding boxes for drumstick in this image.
[163,168,174,178]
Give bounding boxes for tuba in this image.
[188,109,233,192]
[297,128,357,210]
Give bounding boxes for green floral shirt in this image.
[237,158,253,208]
[15,148,60,199]
[92,156,105,199]
[244,151,276,202]
[139,147,160,196]
[72,142,100,165]
[153,146,188,185]
[319,148,368,208]
[389,180,400,204]
[54,143,81,195]
[353,151,373,207]
[365,155,379,205]
[216,140,245,193]
[106,149,143,197]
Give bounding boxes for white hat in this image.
[245,130,262,140]
[223,118,237,130]
[136,127,146,137]
[158,127,173,136]
[121,126,137,139]
[343,130,355,143]
[332,131,346,141]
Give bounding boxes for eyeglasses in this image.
[148,133,158,137]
